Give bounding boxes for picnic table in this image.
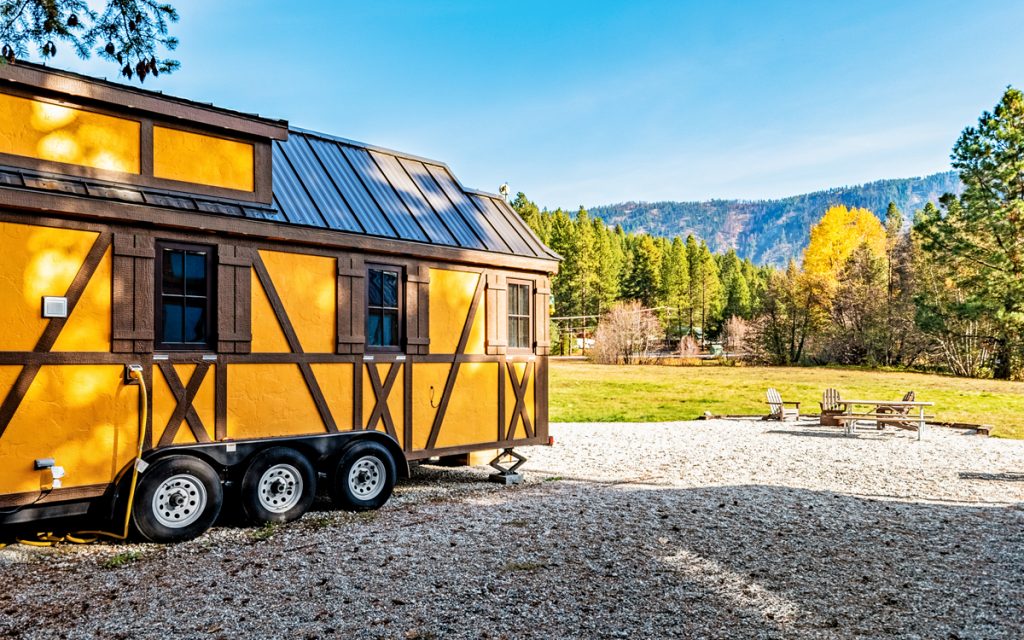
[834,399,935,440]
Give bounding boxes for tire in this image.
[239,447,316,524]
[131,455,223,543]
[329,441,397,511]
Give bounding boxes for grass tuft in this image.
[101,550,143,569]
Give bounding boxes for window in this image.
[508,281,532,350]
[156,242,214,350]
[367,265,402,349]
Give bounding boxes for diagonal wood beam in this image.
[253,253,337,433]
[0,232,112,440]
[366,362,401,439]
[506,361,534,440]
[425,275,485,450]
[157,362,213,446]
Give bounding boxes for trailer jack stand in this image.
[488,448,526,485]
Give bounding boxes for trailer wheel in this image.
[132,456,223,543]
[329,441,397,511]
[240,447,316,524]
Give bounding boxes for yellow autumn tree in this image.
[802,205,886,289]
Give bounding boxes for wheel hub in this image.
[257,464,304,514]
[152,474,207,529]
[347,456,386,500]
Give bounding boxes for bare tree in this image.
[591,301,663,364]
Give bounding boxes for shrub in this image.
[591,301,664,364]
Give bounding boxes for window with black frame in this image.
[367,265,402,349]
[156,242,214,350]
[508,281,532,350]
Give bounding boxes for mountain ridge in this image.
[588,171,961,265]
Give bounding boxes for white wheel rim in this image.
[348,456,386,500]
[258,463,304,513]
[152,473,207,529]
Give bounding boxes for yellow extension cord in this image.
[4,368,148,548]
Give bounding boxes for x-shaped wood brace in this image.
[157,361,213,446]
[366,362,402,439]
[506,361,534,440]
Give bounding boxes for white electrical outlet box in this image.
[42,296,68,318]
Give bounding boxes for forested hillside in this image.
[588,172,961,265]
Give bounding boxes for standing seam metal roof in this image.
[272,129,558,261]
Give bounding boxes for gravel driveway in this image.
[1,420,1022,639]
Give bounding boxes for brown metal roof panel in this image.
[271,144,327,228]
[424,164,509,253]
[369,150,456,246]
[306,137,395,237]
[399,158,485,250]
[275,137,362,233]
[489,194,560,259]
[470,194,536,256]
[341,146,427,242]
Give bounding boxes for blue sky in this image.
[52,1,1024,209]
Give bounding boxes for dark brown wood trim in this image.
[299,361,338,433]
[0,62,289,140]
[215,360,227,441]
[0,482,109,509]
[497,357,506,441]
[365,362,401,439]
[403,358,413,451]
[534,356,549,441]
[352,361,362,430]
[425,275,485,449]
[0,189,560,275]
[506,360,534,440]
[406,436,547,461]
[0,231,111,440]
[156,361,213,446]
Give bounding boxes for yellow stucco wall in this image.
[429,269,479,354]
[312,363,354,430]
[259,250,336,353]
[226,364,325,439]
[251,268,291,353]
[0,365,139,495]
[153,126,254,192]
[0,222,99,352]
[434,362,498,449]
[52,247,112,352]
[150,364,217,446]
[0,93,140,174]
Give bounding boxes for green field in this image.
[549,360,1024,439]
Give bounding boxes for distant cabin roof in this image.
[272,128,557,260]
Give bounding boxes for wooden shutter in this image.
[485,272,508,355]
[112,234,155,353]
[534,277,551,355]
[337,254,366,354]
[217,245,253,354]
[405,265,430,355]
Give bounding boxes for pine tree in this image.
[684,235,701,334]
[694,242,724,344]
[720,249,752,319]
[660,237,690,336]
[622,235,662,307]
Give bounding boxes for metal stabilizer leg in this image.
[488,448,526,485]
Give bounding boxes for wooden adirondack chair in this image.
[877,391,916,430]
[819,388,842,426]
[765,388,800,421]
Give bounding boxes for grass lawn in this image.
[550,360,1024,439]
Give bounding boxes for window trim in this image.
[365,262,405,352]
[507,279,534,353]
[154,240,216,352]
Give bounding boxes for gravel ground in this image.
[1,420,1023,640]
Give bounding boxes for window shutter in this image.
[485,272,507,355]
[217,245,253,354]
[534,277,551,355]
[112,233,155,353]
[405,265,430,355]
[337,254,366,354]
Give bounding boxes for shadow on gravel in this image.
[764,428,898,440]
[958,471,1024,482]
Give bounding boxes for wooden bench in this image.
[834,397,935,440]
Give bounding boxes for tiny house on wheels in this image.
[0,63,558,543]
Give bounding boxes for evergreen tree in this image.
[622,235,662,307]
[660,237,690,336]
[684,235,701,334]
[720,249,752,319]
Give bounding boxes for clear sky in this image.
[50,1,1024,209]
